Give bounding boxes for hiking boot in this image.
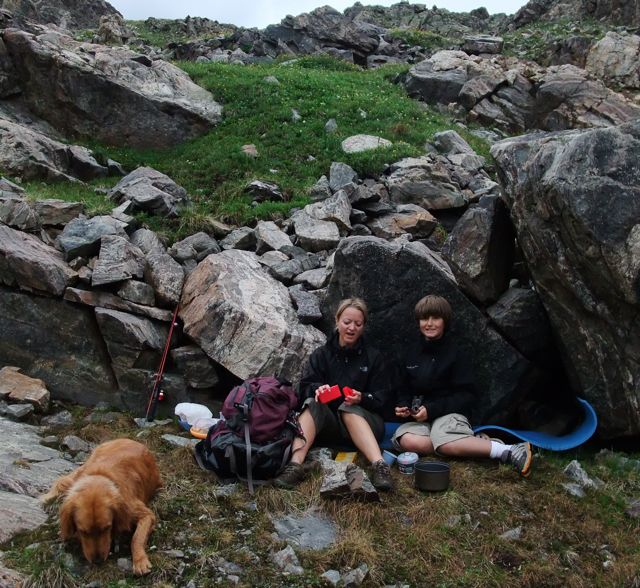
[501,442,533,478]
[273,462,307,489]
[370,459,393,491]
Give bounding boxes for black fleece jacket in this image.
[396,332,478,422]
[298,333,390,415]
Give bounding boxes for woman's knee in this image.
[399,433,433,454]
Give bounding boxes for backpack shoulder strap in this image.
[243,420,254,494]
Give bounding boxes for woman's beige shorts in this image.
[391,413,474,452]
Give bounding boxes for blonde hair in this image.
[414,295,452,328]
[335,297,368,326]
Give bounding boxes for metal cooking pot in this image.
[415,460,450,491]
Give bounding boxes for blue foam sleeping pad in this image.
[380,397,598,452]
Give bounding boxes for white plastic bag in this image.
[174,402,213,425]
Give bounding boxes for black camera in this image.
[411,395,423,414]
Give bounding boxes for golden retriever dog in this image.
[42,438,161,575]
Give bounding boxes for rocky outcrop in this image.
[405,50,640,134]
[511,0,640,28]
[261,6,384,64]
[491,120,640,438]
[1,26,222,148]
[586,32,640,91]
[0,0,119,30]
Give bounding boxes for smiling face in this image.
[336,306,365,348]
[419,315,445,340]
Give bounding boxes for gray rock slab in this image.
[291,210,341,253]
[341,134,392,153]
[109,167,189,217]
[0,118,108,183]
[270,509,338,550]
[0,490,49,543]
[92,234,146,287]
[33,199,84,227]
[56,215,127,261]
[64,287,173,322]
[0,416,76,498]
[329,162,357,192]
[0,223,78,295]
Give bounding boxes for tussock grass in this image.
[5,410,639,587]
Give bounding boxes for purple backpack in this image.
[222,376,299,443]
[195,376,301,493]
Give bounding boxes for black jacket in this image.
[396,332,478,422]
[298,333,390,415]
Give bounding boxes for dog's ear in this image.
[112,499,132,534]
[59,500,77,540]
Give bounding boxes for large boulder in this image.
[180,250,326,383]
[405,51,471,105]
[322,237,535,423]
[491,120,640,438]
[2,27,222,148]
[0,289,117,405]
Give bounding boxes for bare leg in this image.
[290,408,316,464]
[398,433,435,455]
[129,501,156,576]
[341,412,383,463]
[437,436,491,458]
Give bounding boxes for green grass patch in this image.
[19,178,116,216]
[98,57,478,235]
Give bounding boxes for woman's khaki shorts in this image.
[391,413,474,452]
[302,398,385,445]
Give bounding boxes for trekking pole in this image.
[145,305,180,422]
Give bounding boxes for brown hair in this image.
[414,295,452,328]
[335,297,368,326]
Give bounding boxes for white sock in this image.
[490,441,512,460]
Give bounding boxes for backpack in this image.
[194,376,302,493]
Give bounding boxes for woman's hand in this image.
[413,406,428,422]
[314,385,330,402]
[343,388,362,405]
[395,406,411,419]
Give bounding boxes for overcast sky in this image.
[107,1,530,29]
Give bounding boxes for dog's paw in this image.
[39,490,57,505]
[132,555,152,576]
